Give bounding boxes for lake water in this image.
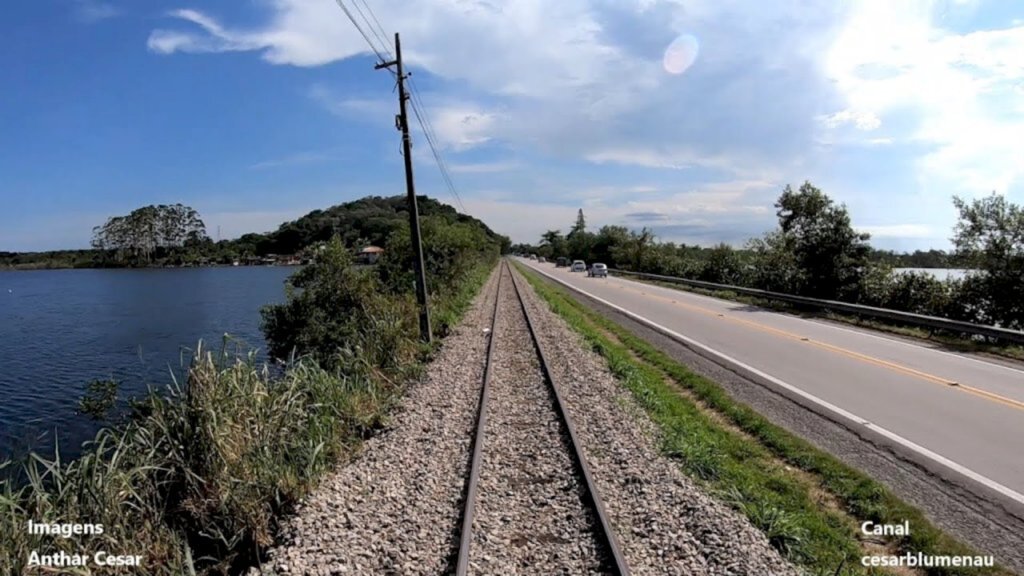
[892,268,973,281]
[0,266,298,462]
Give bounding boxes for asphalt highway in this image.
[518,258,1024,504]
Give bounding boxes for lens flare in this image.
[663,34,699,75]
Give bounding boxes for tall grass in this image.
[1,247,499,574]
[0,343,393,574]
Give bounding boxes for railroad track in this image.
[454,259,630,575]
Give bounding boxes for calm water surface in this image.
[892,268,973,281]
[0,266,297,461]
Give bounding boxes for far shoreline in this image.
[0,262,308,272]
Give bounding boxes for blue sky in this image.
[2,0,1022,252]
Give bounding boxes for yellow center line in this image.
[606,281,1024,412]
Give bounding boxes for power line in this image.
[331,0,467,214]
[353,0,394,58]
[407,85,466,213]
[331,0,388,65]
[343,1,465,212]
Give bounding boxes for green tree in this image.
[745,232,800,293]
[91,204,208,266]
[700,243,744,284]
[539,230,566,259]
[377,216,499,297]
[261,236,418,374]
[951,193,1024,329]
[612,227,656,271]
[570,209,586,237]
[566,209,595,260]
[590,225,629,266]
[884,271,954,317]
[772,181,871,299]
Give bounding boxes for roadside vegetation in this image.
[512,184,1024,335]
[518,263,1009,576]
[0,199,503,575]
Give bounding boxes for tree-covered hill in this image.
[0,195,510,269]
[253,195,507,256]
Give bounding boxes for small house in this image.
[358,245,384,264]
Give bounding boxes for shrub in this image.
[883,271,952,317]
[699,243,745,285]
[260,236,420,378]
[0,345,372,575]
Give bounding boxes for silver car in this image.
[571,260,586,272]
[588,263,608,277]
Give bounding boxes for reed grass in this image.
[1,254,497,575]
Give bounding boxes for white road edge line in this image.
[521,260,1024,507]
[611,265,1024,377]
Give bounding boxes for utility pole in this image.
[376,33,432,343]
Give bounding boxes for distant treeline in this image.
[512,183,1024,331]
[868,248,952,269]
[1,195,511,270]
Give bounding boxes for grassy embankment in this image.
[0,250,496,575]
[516,263,1010,576]
[627,275,1024,362]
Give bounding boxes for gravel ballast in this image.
[249,268,501,575]
[250,262,800,575]
[512,265,799,576]
[465,264,608,575]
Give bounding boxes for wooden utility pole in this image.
[376,32,432,343]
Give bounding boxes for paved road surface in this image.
[518,258,1024,505]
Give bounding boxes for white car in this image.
[571,260,586,272]
[587,263,608,278]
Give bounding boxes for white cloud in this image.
[142,0,1021,249]
[448,161,519,174]
[858,224,933,238]
[146,1,840,173]
[307,87,392,119]
[74,0,119,23]
[825,1,1024,196]
[817,109,881,131]
[462,199,580,243]
[465,178,779,244]
[248,150,331,170]
[148,9,267,55]
[146,1,644,95]
[621,180,777,216]
[431,106,500,151]
[585,148,717,171]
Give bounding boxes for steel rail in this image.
[455,260,504,576]
[455,260,630,575]
[507,263,631,576]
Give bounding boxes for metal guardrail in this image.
[607,268,1024,345]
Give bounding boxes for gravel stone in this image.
[248,263,802,575]
[466,264,608,575]
[511,265,799,576]
[248,268,502,575]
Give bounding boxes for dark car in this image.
[556,257,569,267]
